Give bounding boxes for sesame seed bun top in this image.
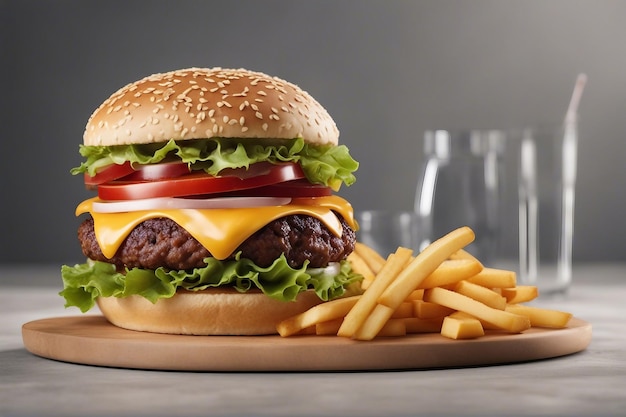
[83,67,339,147]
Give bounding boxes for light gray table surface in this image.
[1,263,624,417]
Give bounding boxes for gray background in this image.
[2,0,625,266]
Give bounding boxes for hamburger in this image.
[60,67,362,335]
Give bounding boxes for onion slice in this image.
[92,196,292,213]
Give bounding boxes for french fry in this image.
[424,287,531,333]
[353,304,396,340]
[319,317,409,337]
[418,258,484,289]
[449,248,483,266]
[500,286,539,304]
[413,300,455,319]
[319,318,409,337]
[376,318,407,337]
[315,318,344,335]
[277,225,575,343]
[404,317,445,334]
[347,252,376,290]
[505,304,572,328]
[379,227,476,309]
[406,289,425,300]
[440,314,485,340]
[277,296,360,337]
[352,227,475,340]
[337,247,413,338]
[453,280,507,310]
[466,267,517,288]
[354,242,386,274]
[391,301,414,319]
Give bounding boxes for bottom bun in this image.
[96,288,323,335]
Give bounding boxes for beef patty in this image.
[78,214,356,271]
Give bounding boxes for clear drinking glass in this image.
[414,129,507,264]
[414,124,577,296]
[355,210,421,258]
[515,122,577,294]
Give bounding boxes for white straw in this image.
[565,73,588,125]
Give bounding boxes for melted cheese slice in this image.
[76,196,356,260]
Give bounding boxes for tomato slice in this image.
[98,162,307,200]
[85,161,192,186]
[122,162,191,181]
[84,162,135,186]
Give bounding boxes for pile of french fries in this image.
[277,226,573,340]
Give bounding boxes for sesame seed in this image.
[262,123,268,131]
[255,112,263,119]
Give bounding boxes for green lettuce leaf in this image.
[60,254,363,313]
[71,137,358,190]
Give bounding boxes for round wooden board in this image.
[22,316,591,372]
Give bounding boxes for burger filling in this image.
[61,137,363,313]
[78,214,355,271]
